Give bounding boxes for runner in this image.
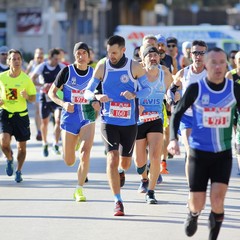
[48,42,100,201]
[84,35,151,216]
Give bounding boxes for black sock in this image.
[208,211,224,240]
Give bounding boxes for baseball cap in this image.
[73,42,90,55]
[166,37,178,45]
[143,46,159,58]
[155,34,166,45]
[0,46,9,54]
[182,41,192,52]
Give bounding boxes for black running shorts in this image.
[101,123,137,157]
[136,118,163,140]
[188,148,232,192]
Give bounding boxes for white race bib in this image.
[109,102,131,119]
[139,111,160,123]
[71,89,89,104]
[203,107,231,128]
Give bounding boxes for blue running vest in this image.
[190,78,236,152]
[101,58,138,126]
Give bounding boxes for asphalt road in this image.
[0,104,239,240]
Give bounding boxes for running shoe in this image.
[53,145,61,155]
[119,171,125,187]
[43,144,49,157]
[157,174,163,184]
[145,190,157,204]
[138,179,149,193]
[15,170,23,183]
[184,213,199,237]
[73,188,86,202]
[114,201,124,216]
[36,131,42,141]
[160,160,169,174]
[6,159,14,176]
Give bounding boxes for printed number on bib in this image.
[203,107,230,128]
[71,89,89,104]
[139,111,160,123]
[109,102,131,119]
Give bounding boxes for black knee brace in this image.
[136,164,146,174]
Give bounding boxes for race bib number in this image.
[109,102,131,119]
[139,111,160,123]
[203,107,231,128]
[71,89,89,104]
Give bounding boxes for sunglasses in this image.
[167,44,176,48]
[230,56,235,59]
[191,51,205,56]
[1,53,7,56]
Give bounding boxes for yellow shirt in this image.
[0,70,36,113]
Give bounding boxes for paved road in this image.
[0,105,239,240]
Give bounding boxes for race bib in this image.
[109,102,131,119]
[139,111,160,123]
[203,107,231,128]
[71,89,89,104]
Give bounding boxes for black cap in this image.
[143,46,159,58]
[73,42,90,55]
[166,37,178,45]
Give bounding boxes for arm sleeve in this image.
[84,77,101,100]
[170,83,199,140]
[54,66,69,88]
[136,74,151,98]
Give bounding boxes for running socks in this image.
[208,211,224,240]
[114,194,123,203]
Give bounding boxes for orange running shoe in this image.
[160,160,169,174]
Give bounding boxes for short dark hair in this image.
[107,35,125,47]
[228,50,238,57]
[8,49,23,59]
[192,40,208,50]
[166,37,178,45]
[48,48,60,58]
[208,47,226,55]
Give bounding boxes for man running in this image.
[84,35,151,216]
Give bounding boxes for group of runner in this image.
[0,32,240,240]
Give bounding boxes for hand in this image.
[167,140,180,156]
[91,101,101,111]
[20,89,29,100]
[139,105,145,115]
[120,91,136,100]
[42,83,52,93]
[97,94,113,103]
[63,102,74,113]
[174,91,181,102]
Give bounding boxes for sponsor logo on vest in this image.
[120,74,129,83]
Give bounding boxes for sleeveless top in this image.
[61,64,95,122]
[190,78,236,152]
[40,63,61,102]
[182,64,207,116]
[101,58,138,126]
[138,65,165,124]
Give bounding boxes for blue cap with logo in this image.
[0,46,9,54]
[155,34,167,45]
